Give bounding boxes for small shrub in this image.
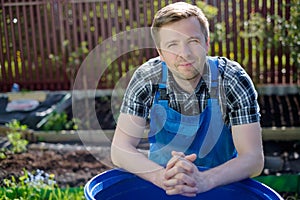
[0,169,84,200]
[0,120,29,159]
[41,111,80,131]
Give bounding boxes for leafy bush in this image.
[0,120,29,159]
[272,0,300,68]
[0,169,84,200]
[241,0,300,68]
[41,111,80,131]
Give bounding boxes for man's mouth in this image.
[178,62,194,67]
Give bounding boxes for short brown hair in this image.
[151,2,209,47]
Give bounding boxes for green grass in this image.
[0,187,84,200]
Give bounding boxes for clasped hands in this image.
[161,151,208,197]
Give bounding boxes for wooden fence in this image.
[0,0,298,92]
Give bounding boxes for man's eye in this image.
[189,39,200,44]
[167,43,176,48]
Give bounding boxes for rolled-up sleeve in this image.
[120,68,153,119]
[226,68,260,126]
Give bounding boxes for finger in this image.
[163,177,181,187]
[165,156,180,171]
[171,151,185,157]
[175,158,195,173]
[184,153,197,162]
[167,152,196,171]
[165,164,186,179]
[164,173,196,187]
[166,153,197,178]
[164,186,174,191]
[165,159,196,180]
[166,184,198,196]
[181,192,197,197]
[166,154,184,171]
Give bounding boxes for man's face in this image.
[158,17,209,81]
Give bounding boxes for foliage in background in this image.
[196,1,223,42]
[49,41,89,88]
[41,111,80,131]
[0,120,28,159]
[240,13,266,41]
[272,0,300,68]
[0,169,84,200]
[196,1,218,19]
[240,0,300,69]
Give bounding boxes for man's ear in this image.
[157,48,165,61]
[206,37,210,53]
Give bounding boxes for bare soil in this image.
[0,143,113,188]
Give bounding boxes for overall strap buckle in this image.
[158,86,169,100]
[152,61,169,102]
[152,84,169,100]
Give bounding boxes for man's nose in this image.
[178,44,192,58]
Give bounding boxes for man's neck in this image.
[173,75,202,94]
[172,63,208,94]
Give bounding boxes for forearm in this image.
[202,122,264,190]
[111,142,165,187]
[111,120,166,188]
[201,153,264,191]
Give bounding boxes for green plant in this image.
[240,1,300,69]
[195,1,224,43]
[41,111,80,131]
[0,120,29,159]
[49,41,89,87]
[240,13,266,41]
[196,1,218,20]
[0,169,84,200]
[272,0,300,68]
[255,174,300,200]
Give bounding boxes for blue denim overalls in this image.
[148,57,237,168]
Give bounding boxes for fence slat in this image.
[91,2,98,45]
[239,0,245,68]
[285,0,292,84]
[43,1,53,89]
[51,1,60,89]
[36,1,46,89]
[247,0,253,78]
[8,1,20,82]
[232,0,238,61]
[277,0,283,83]
[0,2,4,89]
[216,0,223,56]
[30,2,40,89]
[63,1,72,89]
[224,0,230,59]
[21,0,31,89]
[2,0,13,87]
[16,0,24,87]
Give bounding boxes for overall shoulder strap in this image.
[161,61,168,84]
[207,57,219,98]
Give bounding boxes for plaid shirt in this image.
[120,56,260,126]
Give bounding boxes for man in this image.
[111,2,264,197]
